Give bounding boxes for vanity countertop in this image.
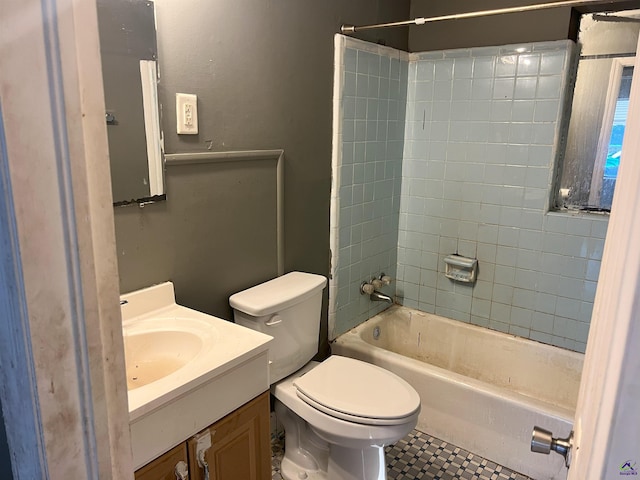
[121,282,272,469]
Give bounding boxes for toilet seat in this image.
[293,356,420,426]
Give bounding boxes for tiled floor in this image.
[272,429,531,480]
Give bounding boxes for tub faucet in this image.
[360,281,394,304]
[370,290,394,304]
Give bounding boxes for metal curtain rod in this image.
[341,0,625,33]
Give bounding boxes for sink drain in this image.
[373,326,381,340]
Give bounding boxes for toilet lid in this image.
[293,356,420,426]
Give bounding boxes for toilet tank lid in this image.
[229,272,327,317]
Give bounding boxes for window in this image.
[557,12,639,212]
[590,63,633,210]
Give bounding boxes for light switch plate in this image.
[176,93,198,134]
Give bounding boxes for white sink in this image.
[121,282,272,469]
[123,318,209,389]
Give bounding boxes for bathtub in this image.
[331,305,583,480]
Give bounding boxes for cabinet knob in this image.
[174,460,188,480]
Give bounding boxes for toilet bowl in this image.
[230,272,421,480]
[274,359,419,480]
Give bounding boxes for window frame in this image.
[589,56,635,207]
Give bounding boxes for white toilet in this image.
[230,272,420,480]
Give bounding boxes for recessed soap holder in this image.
[444,254,478,283]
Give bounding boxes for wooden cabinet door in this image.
[135,442,189,480]
[188,391,271,480]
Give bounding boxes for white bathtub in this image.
[331,305,583,480]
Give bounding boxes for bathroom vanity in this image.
[121,282,273,478]
[134,392,270,480]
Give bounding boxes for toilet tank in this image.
[229,272,327,384]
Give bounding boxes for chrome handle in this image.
[174,460,188,480]
[531,427,573,467]
[360,282,375,295]
[265,315,282,326]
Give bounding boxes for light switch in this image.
[176,93,198,134]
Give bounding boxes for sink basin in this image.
[120,281,273,470]
[123,318,214,390]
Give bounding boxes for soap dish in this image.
[444,254,478,283]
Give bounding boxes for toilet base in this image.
[276,400,388,480]
[276,399,329,479]
[280,447,387,480]
[326,444,387,480]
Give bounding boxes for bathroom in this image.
[1,0,640,479]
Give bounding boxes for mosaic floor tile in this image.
[272,429,531,480]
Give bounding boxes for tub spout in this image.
[360,282,394,304]
[370,290,393,304]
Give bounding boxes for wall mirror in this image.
[97,0,165,206]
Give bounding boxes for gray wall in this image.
[408,0,640,52]
[409,0,577,52]
[113,0,410,356]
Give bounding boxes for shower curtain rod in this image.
[341,0,626,33]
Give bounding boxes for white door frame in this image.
[0,0,132,478]
[568,37,640,479]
